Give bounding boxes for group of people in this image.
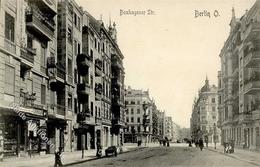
[159,137,170,147]
[193,138,205,151]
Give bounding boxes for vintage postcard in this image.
[0,0,259,166]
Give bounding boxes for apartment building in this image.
[191,77,221,143]
[158,111,165,140]
[218,1,260,150]
[0,0,125,157]
[0,0,57,156]
[124,87,153,143]
[165,116,174,141]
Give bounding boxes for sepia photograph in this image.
[0,0,259,166]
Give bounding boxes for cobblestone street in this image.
[71,144,259,167]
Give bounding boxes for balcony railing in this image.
[77,83,92,95]
[4,38,16,54]
[244,51,260,68]
[238,112,252,123]
[111,57,123,70]
[56,65,66,80]
[56,104,65,116]
[20,47,36,63]
[244,74,260,94]
[243,21,260,42]
[26,7,55,40]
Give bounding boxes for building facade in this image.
[0,0,125,157]
[218,1,260,150]
[124,87,154,143]
[165,116,174,141]
[191,78,221,143]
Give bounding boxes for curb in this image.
[206,148,260,167]
[63,147,144,166]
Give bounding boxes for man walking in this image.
[54,147,63,167]
[198,138,204,151]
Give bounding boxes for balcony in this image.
[56,64,66,80]
[20,46,36,64]
[26,7,55,41]
[77,111,91,123]
[28,0,57,16]
[95,59,102,77]
[200,120,208,124]
[56,104,65,116]
[244,51,260,68]
[77,53,93,75]
[112,78,122,87]
[4,38,16,55]
[112,96,124,107]
[95,83,102,101]
[243,21,260,42]
[238,113,252,124]
[244,78,260,95]
[111,56,123,70]
[47,57,61,90]
[77,83,92,95]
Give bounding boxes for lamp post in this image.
[213,123,217,150]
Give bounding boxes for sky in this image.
[75,0,256,128]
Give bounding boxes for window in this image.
[212,98,215,103]
[131,117,134,122]
[74,13,77,27]
[125,109,128,115]
[94,38,97,49]
[68,27,72,43]
[74,98,77,113]
[126,117,129,122]
[125,101,129,105]
[91,102,93,116]
[90,49,93,59]
[5,12,15,42]
[68,58,72,77]
[212,116,216,120]
[137,126,141,132]
[5,65,15,94]
[131,108,134,114]
[78,43,81,55]
[74,69,77,83]
[40,45,46,67]
[212,106,216,112]
[137,109,140,114]
[137,117,140,123]
[77,16,80,29]
[137,101,140,105]
[74,40,77,56]
[41,84,46,105]
[27,36,33,49]
[68,94,72,110]
[130,101,135,105]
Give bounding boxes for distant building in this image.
[190,77,221,143]
[158,111,166,140]
[165,117,174,141]
[124,87,153,143]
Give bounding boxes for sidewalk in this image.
[0,145,142,167]
[205,144,260,166]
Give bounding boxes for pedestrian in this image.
[28,138,32,158]
[195,140,199,148]
[198,138,204,151]
[54,147,63,167]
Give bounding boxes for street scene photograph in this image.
[0,0,260,166]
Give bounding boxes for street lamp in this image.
[213,123,217,150]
